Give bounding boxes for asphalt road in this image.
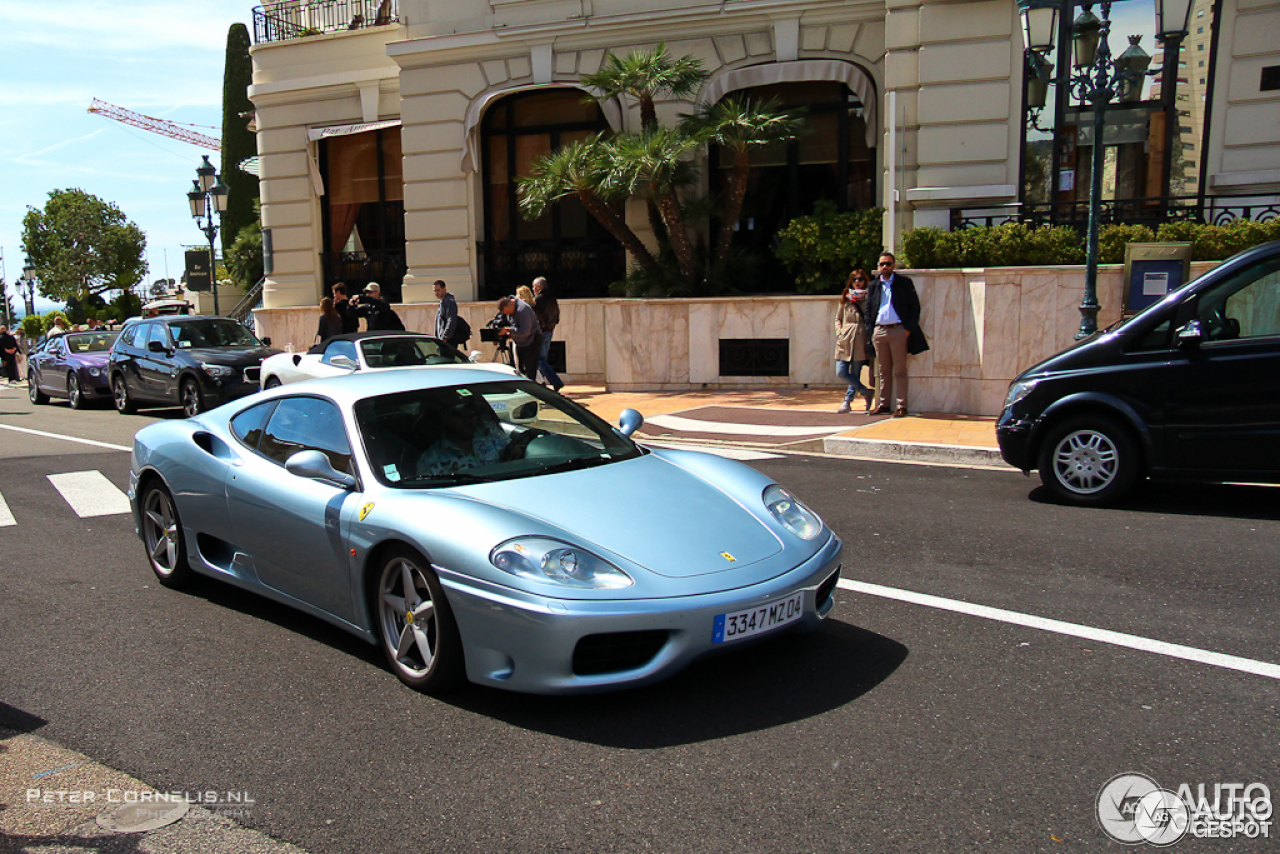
[1,391,1276,853]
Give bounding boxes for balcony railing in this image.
[321,250,405,304]
[253,0,397,44]
[950,194,1280,233]
[478,238,626,301]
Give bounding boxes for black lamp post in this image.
[21,257,37,318]
[187,154,230,315]
[1153,0,1194,207]
[1018,0,1156,339]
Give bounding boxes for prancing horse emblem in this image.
[720,552,737,562]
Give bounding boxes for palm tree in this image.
[605,128,703,281]
[517,136,660,276]
[684,95,806,265]
[582,43,709,246]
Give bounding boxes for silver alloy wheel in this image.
[113,375,134,413]
[181,379,203,418]
[378,557,439,680]
[29,371,47,404]
[1050,428,1119,495]
[67,374,83,409]
[142,487,180,578]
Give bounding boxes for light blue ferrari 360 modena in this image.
[128,368,843,694]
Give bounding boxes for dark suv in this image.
[109,316,280,417]
[998,239,1280,505]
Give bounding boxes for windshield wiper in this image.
[400,471,487,486]
[526,457,612,477]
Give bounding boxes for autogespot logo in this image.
[1097,773,1189,846]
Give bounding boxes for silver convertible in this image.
[128,369,843,694]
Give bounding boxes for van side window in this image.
[1196,257,1280,342]
[1129,319,1172,351]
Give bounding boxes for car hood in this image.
[456,454,784,578]
[69,353,111,368]
[185,346,280,365]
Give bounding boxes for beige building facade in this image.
[246,0,1279,410]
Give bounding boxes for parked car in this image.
[108,316,280,417]
[998,239,1280,505]
[262,332,538,423]
[28,330,119,408]
[128,368,843,694]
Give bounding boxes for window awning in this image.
[307,119,401,142]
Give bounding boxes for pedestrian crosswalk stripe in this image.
[47,471,131,518]
[0,492,14,527]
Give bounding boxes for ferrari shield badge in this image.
[359,502,375,521]
[720,552,737,562]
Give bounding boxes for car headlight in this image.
[87,367,101,377]
[763,484,823,540]
[1003,377,1038,411]
[201,363,235,378]
[490,538,633,589]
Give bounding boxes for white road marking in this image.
[837,578,1280,681]
[646,413,845,437]
[0,423,132,453]
[47,471,132,518]
[642,441,783,461]
[0,492,14,527]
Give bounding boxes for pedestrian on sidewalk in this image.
[496,295,540,381]
[316,297,343,344]
[834,269,873,413]
[352,282,405,332]
[864,252,929,418]
[0,325,21,384]
[532,276,564,392]
[331,283,360,334]
[433,280,471,349]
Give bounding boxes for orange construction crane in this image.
[88,98,221,151]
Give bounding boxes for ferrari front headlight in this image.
[763,484,823,541]
[490,538,633,589]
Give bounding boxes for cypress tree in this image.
[220,23,260,255]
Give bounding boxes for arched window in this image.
[479,89,623,299]
[709,81,875,288]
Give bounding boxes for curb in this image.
[823,435,1010,468]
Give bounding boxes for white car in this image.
[261,332,540,424]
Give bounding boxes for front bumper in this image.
[440,533,843,694]
[996,410,1037,471]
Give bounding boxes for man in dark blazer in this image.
[862,251,928,417]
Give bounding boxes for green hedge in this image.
[899,218,1280,268]
[775,202,885,293]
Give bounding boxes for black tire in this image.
[373,545,465,694]
[1038,415,1141,506]
[29,371,48,405]
[181,378,204,418]
[112,374,136,414]
[67,373,85,410]
[264,375,282,389]
[139,480,194,588]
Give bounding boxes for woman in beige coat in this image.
[834,269,873,412]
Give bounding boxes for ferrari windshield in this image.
[169,319,262,349]
[355,380,643,487]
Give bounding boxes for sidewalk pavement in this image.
[561,384,1008,468]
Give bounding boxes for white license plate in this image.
[712,591,805,644]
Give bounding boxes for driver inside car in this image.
[416,396,508,477]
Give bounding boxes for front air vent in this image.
[572,630,669,676]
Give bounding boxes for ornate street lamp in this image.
[187,155,230,315]
[21,257,37,318]
[1017,0,1152,339]
[1153,0,1195,206]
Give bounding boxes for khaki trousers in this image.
[872,324,909,410]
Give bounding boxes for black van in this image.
[998,239,1280,505]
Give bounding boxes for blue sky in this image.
[0,0,254,315]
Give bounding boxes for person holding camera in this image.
[352,282,405,331]
[496,295,540,381]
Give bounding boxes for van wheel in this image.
[1038,415,1140,506]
